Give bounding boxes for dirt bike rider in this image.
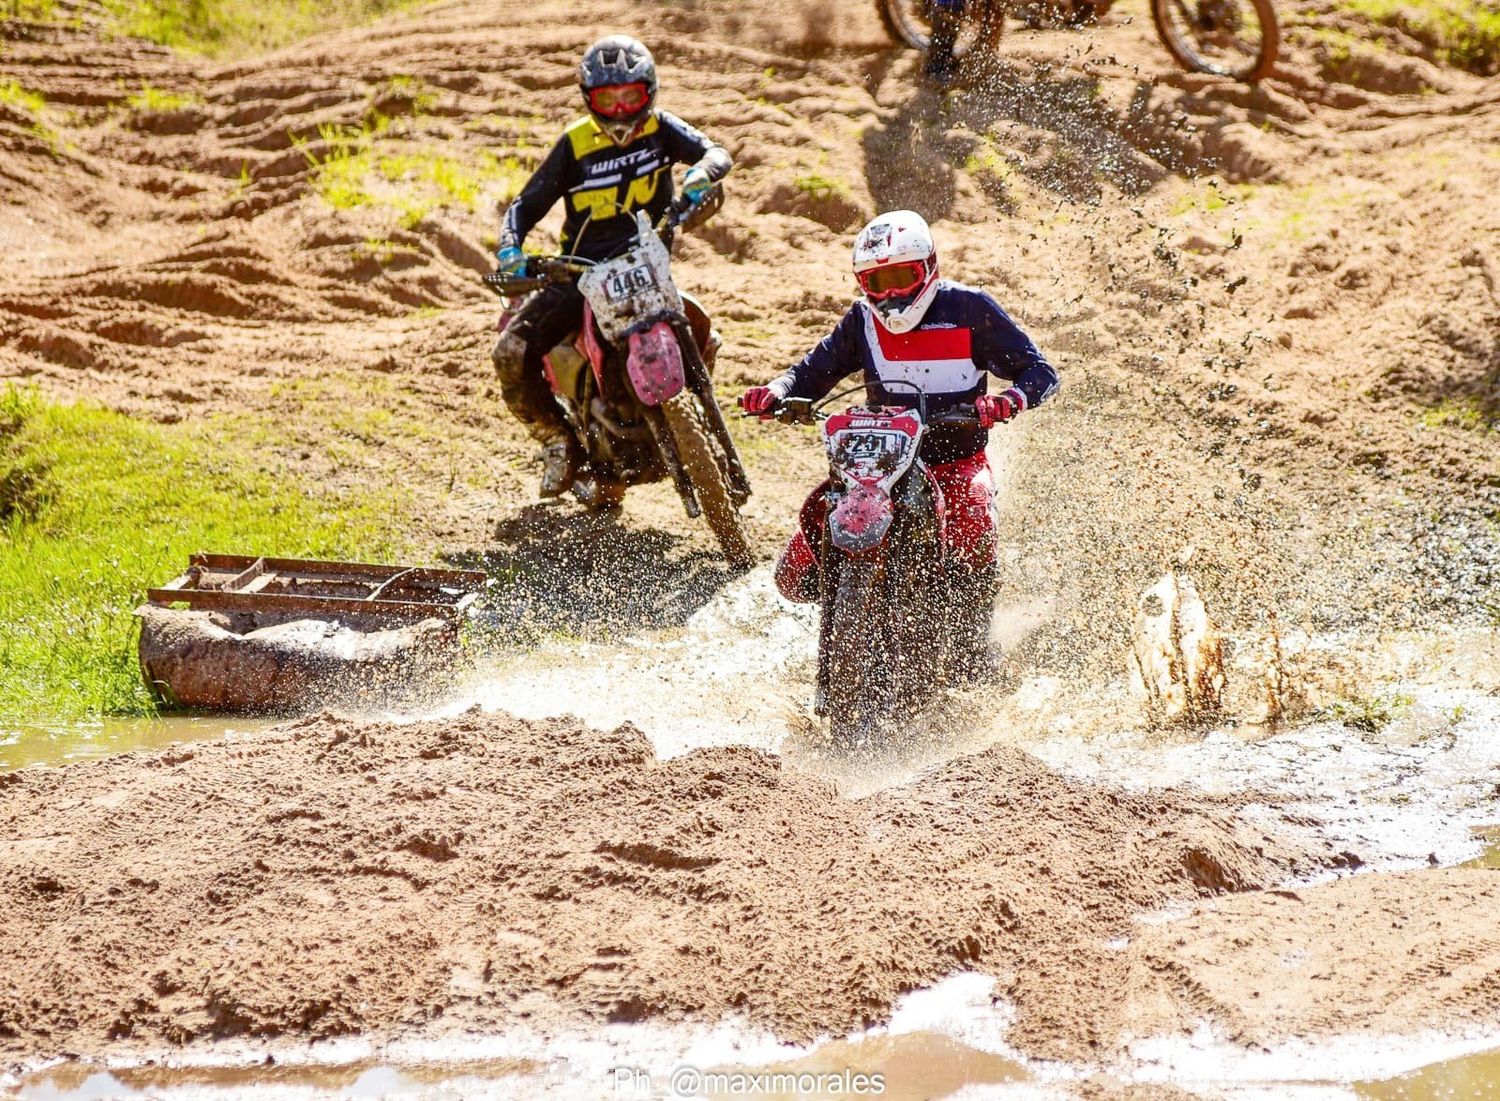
[740,210,1059,677]
[491,35,733,498]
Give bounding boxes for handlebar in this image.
[482,183,725,299]
[744,396,982,430]
[482,255,589,297]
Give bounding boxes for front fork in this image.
[672,316,752,504]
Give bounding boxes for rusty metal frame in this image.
[147,554,488,625]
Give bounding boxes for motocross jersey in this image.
[499,111,732,262]
[771,282,1060,464]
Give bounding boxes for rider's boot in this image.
[538,431,580,499]
[923,4,964,87]
[774,531,821,604]
[947,560,1000,684]
[493,330,580,499]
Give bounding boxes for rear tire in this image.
[877,0,931,48]
[662,392,754,570]
[1151,0,1279,82]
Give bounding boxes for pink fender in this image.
[829,483,895,554]
[625,321,686,406]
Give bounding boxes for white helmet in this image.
[852,210,940,334]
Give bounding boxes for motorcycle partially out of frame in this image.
[877,0,1280,84]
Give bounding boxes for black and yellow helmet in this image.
[579,35,657,146]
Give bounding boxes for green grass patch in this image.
[124,82,203,112]
[2,0,58,20]
[0,78,57,148]
[1420,396,1497,432]
[0,78,46,118]
[964,136,1016,186]
[1169,180,1258,218]
[792,172,853,200]
[1335,0,1500,71]
[1321,688,1415,733]
[0,388,403,721]
[306,117,529,228]
[305,121,383,210]
[103,0,432,58]
[379,74,438,114]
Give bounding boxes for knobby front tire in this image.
[877,0,931,48]
[662,392,754,570]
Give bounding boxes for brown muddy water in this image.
[16,1029,1029,1099]
[15,1028,1500,1099]
[0,715,276,771]
[1358,1048,1500,1100]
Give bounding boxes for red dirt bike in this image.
[483,189,753,569]
[762,387,992,748]
[878,0,1279,84]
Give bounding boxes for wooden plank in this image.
[145,587,466,624]
[368,568,417,602]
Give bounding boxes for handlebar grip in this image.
[482,272,551,296]
[929,409,982,429]
[767,397,819,425]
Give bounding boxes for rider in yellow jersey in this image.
[491,35,733,497]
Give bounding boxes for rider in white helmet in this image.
[740,210,1059,677]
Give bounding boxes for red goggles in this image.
[858,260,928,299]
[587,82,650,118]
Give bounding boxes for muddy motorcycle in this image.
[878,0,1279,84]
[764,390,991,748]
[483,192,753,569]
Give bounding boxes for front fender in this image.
[828,483,895,554]
[625,320,686,406]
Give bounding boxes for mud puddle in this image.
[15,1035,1028,1100]
[18,976,1500,1100]
[1027,674,1500,874]
[446,566,819,758]
[1357,1046,1500,1100]
[14,976,1034,1100]
[0,715,277,771]
[1123,1026,1500,1100]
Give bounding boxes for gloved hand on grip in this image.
[682,165,712,205]
[740,385,780,418]
[495,245,527,276]
[975,388,1026,428]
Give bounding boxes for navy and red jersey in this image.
[771,281,1060,463]
[499,111,731,262]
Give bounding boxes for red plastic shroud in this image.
[578,301,609,388]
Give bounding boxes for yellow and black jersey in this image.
[499,111,732,262]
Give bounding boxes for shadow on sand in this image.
[448,503,745,644]
[862,57,1173,219]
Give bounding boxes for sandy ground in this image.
[2,0,1499,1094]
[0,710,1429,1059]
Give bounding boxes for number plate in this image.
[830,429,916,480]
[603,264,657,302]
[822,407,923,493]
